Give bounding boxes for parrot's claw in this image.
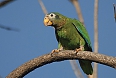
[74,48,81,53]
[51,49,60,53]
[50,49,62,55]
[74,46,84,53]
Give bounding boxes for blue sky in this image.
[0,0,116,78]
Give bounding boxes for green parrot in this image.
[44,12,93,75]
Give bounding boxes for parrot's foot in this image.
[51,49,61,53]
[50,46,63,56]
[50,49,62,56]
[74,46,84,53]
[51,46,63,54]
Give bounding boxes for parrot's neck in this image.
[54,18,68,30]
[54,25,63,30]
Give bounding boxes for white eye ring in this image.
[49,13,56,18]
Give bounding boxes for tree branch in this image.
[6,50,116,78]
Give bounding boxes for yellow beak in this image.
[44,17,53,26]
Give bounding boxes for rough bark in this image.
[6,50,116,78]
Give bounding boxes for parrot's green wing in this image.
[72,19,93,75]
[72,19,92,51]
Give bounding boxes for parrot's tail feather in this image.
[79,60,93,75]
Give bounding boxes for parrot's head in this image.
[44,12,66,29]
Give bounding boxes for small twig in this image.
[0,0,14,8]
[6,50,116,78]
[70,0,84,25]
[113,3,116,22]
[69,60,84,78]
[93,0,99,78]
[0,75,2,78]
[0,24,20,32]
[38,0,48,15]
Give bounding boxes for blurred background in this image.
[0,0,116,78]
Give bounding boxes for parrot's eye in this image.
[50,14,53,17]
[49,13,56,19]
